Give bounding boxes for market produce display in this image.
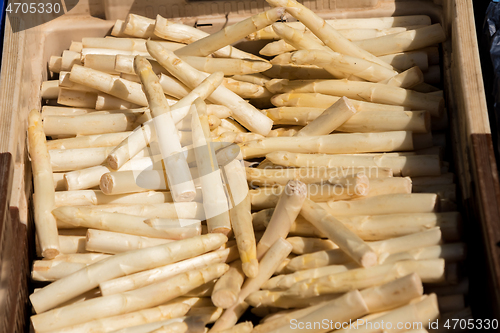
[29,1,471,331]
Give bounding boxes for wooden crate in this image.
[0,0,499,330]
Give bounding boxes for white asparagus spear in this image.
[353,24,447,56]
[54,190,174,206]
[221,156,259,277]
[100,246,238,296]
[41,80,59,99]
[266,0,392,69]
[378,51,429,71]
[61,50,82,71]
[82,37,184,53]
[301,199,377,267]
[256,180,308,260]
[284,259,444,298]
[286,228,442,271]
[31,264,229,332]
[32,254,111,281]
[57,235,87,254]
[210,238,293,331]
[134,56,196,202]
[85,229,173,254]
[232,73,270,86]
[47,131,131,150]
[271,92,409,111]
[379,66,424,88]
[266,79,444,116]
[49,55,62,72]
[181,56,271,75]
[381,243,466,265]
[291,49,398,82]
[41,105,104,116]
[28,110,60,258]
[335,294,439,333]
[249,16,432,40]
[53,205,201,239]
[295,97,356,137]
[191,100,231,234]
[43,113,137,136]
[30,233,227,314]
[146,41,273,135]
[96,92,143,110]
[86,202,204,219]
[59,71,101,93]
[322,193,438,216]
[69,65,149,106]
[175,8,284,57]
[212,260,245,309]
[70,41,82,52]
[263,64,334,80]
[241,131,414,159]
[47,302,191,333]
[57,88,97,108]
[154,14,266,62]
[246,289,339,308]
[49,146,115,172]
[122,14,156,38]
[266,152,440,177]
[270,264,357,290]
[84,54,121,74]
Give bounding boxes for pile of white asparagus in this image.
[28,0,472,332]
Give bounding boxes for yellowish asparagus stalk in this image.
[43,113,137,136]
[85,229,173,254]
[210,238,293,331]
[381,243,466,265]
[287,237,338,255]
[379,51,429,71]
[47,131,131,150]
[30,233,226,314]
[266,151,440,177]
[175,8,284,57]
[256,180,308,260]
[266,0,392,69]
[379,66,424,88]
[212,260,245,309]
[301,199,377,267]
[295,97,357,137]
[47,302,191,333]
[32,253,111,282]
[134,56,196,202]
[353,24,447,56]
[54,189,174,206]
[284,259,444,298]
[146,41,273,135]
[191,100,231,234]
[31,264,229,332]
[99,246,238,296]
[240,131,414,159]
[28,110,60,258]
[122,14,156,38]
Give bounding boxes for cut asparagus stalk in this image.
[379,66,424,88]
[266,152,440,177]
[69,65,149,106]
[49,146,116,172]
[212,260,245,309]
[154,14,266,62]
[61,50,82,71]
[52,205,201,239]
[186,306,224,323]
[134,56,196,202]
[146,41,273,135]
[31,264,229,332]
[84,54,121,74]
[82,37,183,53]
[291,49,398,82]
[381,243,466,265]
[57,88,98,108]
[191,100,231,234]
[295,97,357,137]
[96,92,143,110]
[246,289,339,309]
[43,113,137,136]
[378,51,429,71]
[322,193,438,216]
[180,56,272,75]
[301,198,377,267]
[256,181,307,260]
[57,235,87,254]
[266,79,444,116]
[221,157,259,277]
[85,202,204,219]
[263,64,335,80]
[122,14,156,38]
[47,131,132,150]
[54,189,174,206]
[354,24,447,56]
[30,233,226,314]
[41,80,60,99]
[266,0,392,69]
[286,228,442,271]
[85,229,173,254]
[364,177,413,197]
[32,253,111,282]
[100,246,238,296]
[287,237,338,255]
[232,73,270,86]
[175,8,284,57]
[47,302,191,333]
[59,71,101,93]
[249,16,432,40]
[28,110,60,258]
[271,92,409,111]
[240,131,414,159]
[284,259,444,298]
[49,55,62,72]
